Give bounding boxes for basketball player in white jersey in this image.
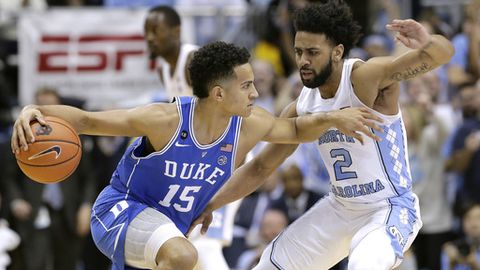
[12,41,384,270]
[145,6,197,99]
[189,1,454,270]
[145,6,238,270]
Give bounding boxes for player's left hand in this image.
[386,19,431,49]
[186,209,213,237]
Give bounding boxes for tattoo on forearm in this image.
[390,62,431,81]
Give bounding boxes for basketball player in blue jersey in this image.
[145,7,235,270]
[11,41,383,270]
[190,2,455,270]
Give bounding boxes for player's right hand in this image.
[186,208,213,237]
[328,107,383,145]
[11,105,47,154]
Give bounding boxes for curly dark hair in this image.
[293,0,362,58]
[188,41,250,98]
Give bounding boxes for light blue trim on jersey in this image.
[372,134,399,197]
[385,193,420,260]
[373,119,412,196]
[189,98,232,150]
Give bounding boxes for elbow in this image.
[76,111,90,134]
[250,158,275,179]
[444,41,455,63]
[435,35,455,65]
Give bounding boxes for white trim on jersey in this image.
[189,98,233,150]
[130,97,184,160]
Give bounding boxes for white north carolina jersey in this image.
[158,43,198,98]
[296,58,413,205]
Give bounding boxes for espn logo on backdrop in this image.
[37,35,156,73]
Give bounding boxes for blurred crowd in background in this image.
[0,0,479,270]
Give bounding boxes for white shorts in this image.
[124,207,185,269]
[258,192,422,270]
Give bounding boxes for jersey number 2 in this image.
[330,148,357,181]
[158,185,201,212]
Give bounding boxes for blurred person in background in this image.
[145,5,198,101]
[104,0,174,7]
[269,163,322,224]
[250,59,277,114]
[0,217,20,270]
[235,209,288,270]
[404,74,456,270]
[445,83,480,217]
[447,0,480,87]
[0,0,46,10]
[5,87,97,270]
[442,203,480,270]
[223,170,282,268]
[362,34,393,59]
[0,76,20,270]
[45,0,102,6]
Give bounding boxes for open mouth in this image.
[300,70,314,79]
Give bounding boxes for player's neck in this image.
[318,60,343,99]
[163,45,181,74]
[193,99,231,145]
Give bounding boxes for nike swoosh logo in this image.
[28,145,61,160]
[175,141,190,147]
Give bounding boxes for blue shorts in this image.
[91,186,148,270]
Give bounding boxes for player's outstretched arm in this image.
[188,104,384,235]
[11,103,168,153]
[257,106,383,145]
[352,19,454,101]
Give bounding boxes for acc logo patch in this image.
[217,155,228,166]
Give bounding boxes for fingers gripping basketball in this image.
[15,116,82,183]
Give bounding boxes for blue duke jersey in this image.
[91,96,242,268]
[297,59,414,205]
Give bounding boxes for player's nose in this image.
[250,85,259,99]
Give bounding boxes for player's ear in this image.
[212,85,225,101]
[332,44,344,62]
[172,25,181,39]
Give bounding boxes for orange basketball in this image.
[15,116,82,184]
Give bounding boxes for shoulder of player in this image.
[351,56,392,80]
[351,57,394,100]
[129,103,178,126]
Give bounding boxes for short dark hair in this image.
[293,0,361,58]
[188,41,250,98]
[148,5,181,27]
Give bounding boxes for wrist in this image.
[420,35,434,50]
[22,104,40,113]
[324,111,337,128]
